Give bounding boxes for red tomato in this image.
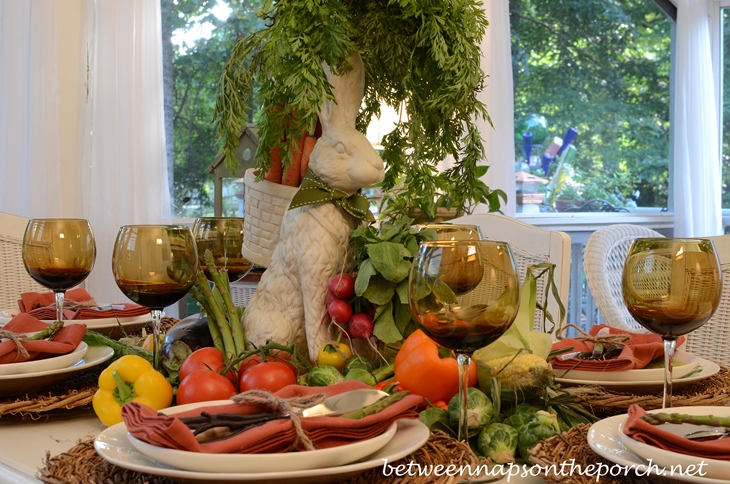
[241,350,297,375]
[239,361,297,393]
[180,347,236,385]
[177,370,237,405]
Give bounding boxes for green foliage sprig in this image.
[350,217,436,344]
[215,0,504,216]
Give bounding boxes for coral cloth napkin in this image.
[550,324,685,372]
[17,288,148,320]
[623,404,730,460]
[122,380,422,454]
[0,313,87,364]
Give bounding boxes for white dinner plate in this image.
[0,344,114,397]
[554,350,698,382]
[95,418,429,484]
[555,357,720,394]
[588,412,727,483]
[617,406,730,481]
[0,341,88,376]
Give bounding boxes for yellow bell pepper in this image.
[92,355,173,427]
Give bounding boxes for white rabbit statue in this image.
[242,51,384,361]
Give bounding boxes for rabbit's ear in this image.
[319,51,364,129]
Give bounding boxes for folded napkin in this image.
[623,404,730,461]
[122,380,422,454]
[18,289,148,320]
[550,324,685,372]
[0,313,87,364]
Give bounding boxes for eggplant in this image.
[163,314,214,358]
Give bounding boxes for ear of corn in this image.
[484,353,551,389]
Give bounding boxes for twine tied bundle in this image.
[231,389,327,451]
[563,323,631,347]
[0,330,29,361]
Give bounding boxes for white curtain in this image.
[673,0,722,237]
[474,0,516,216]
[0,0,65,217]
[82,0,172,304]
[0,0,171,305]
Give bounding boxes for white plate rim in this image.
[0,344,114,381]
[94,418,429,481]
[126,419,398,474]
[556,357,720,389]
[616,406,730,481]
[0,341,88,375]
[588,412,728,483]
[553,349,698,382]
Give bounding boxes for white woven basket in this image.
[242,168,298,268]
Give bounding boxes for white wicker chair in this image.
[450,213,571,334]
[583,224,664,334]
[0,211,46,310]
[684,234,730,366]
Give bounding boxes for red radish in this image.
[325,291,338,308]
[328,274,355,299]
[349,313,374,339]
[328,299,353,324]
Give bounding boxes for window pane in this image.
[163,0,264,218]
[511,0,671,214]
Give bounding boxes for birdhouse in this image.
[206,124,260,216]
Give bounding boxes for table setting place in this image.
[5,218,730,484]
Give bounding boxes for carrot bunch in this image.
[264,121,320,187]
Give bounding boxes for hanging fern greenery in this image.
[214,0,506,219]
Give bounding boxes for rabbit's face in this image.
[309,127,384,195]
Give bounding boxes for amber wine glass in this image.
[112,225,198,370]
[622,238,722,408]
[193,217,251,282]
[409,240,520,441]
[22,219,96,322]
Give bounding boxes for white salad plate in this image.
[0,341,88,376]
[555,356,719,394]
[588,410,727,483]
[616,406,730,481]
[0,344,114,397]
[0,308,152,336]
[95,418,429,484]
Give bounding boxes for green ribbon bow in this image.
[288,170,375,223]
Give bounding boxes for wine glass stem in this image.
[456,352,471,442]
[663,337,677,409]
[151,309,164,371]
[54,290,66,323]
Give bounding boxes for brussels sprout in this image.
[307,365,344,386]
[477,423,519,464]
[344,356,373,374]
[344,368,376,386]
[448,388,494,437]
[503,403,543,432]
[517,410,561,463]
[418,407,456,437]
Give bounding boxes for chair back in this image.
[450,213,571,333]
[584,224,664,333]
[685,234,730,366]
[0,211,45,310]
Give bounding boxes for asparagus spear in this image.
[641,412,730,428]
[190,268,237,362]
[340,391,409,419]
[203,249,246,356]
[26,320,64,340]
